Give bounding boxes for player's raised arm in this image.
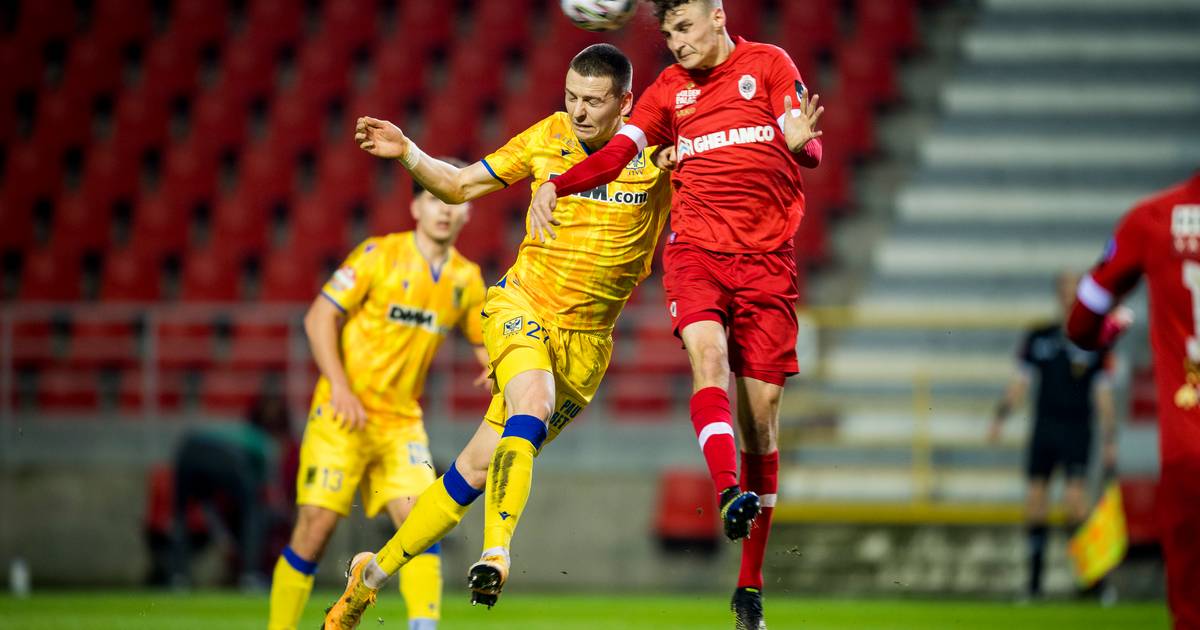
[1067,209,1146,349]
[355,116,505,204]
[781,87,824,166]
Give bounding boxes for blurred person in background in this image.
[323,43,672,628]
[529,1,825,626]
[1067,172,1200,629]
[266,174,490,630]
[989,270,1117,600]
[167,394,297,591]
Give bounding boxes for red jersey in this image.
[1074,173,1200,464]
[551,37,822,254]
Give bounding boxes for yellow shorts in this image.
[296,395,436,518]
[481,282,613,447]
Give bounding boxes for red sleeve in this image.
[1067,207,1148,348]
[553,73,674,198]
[768,47,822,168]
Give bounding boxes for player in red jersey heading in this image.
[1067,172,1200,630]
[530,2,823,628]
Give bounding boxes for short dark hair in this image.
[651,0,714,23]
[569,43,632,95]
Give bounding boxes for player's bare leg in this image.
[1025,478,1050,598]
[680,320,761,540]
[731,376,783,630]
[470,368,554,608]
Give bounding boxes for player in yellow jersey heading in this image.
[267,171,491,630]
[322,44,673,628]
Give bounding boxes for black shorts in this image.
[1026,423,1091,480]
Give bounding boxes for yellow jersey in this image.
[316,231,486,422]
[481,112,671,332]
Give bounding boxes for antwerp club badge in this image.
[738,74,756,100]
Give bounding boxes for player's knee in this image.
[691,343,729,385]
[506,388,555,420]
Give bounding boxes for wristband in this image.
[400,141,426,170]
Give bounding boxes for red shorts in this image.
[662,241,799,385]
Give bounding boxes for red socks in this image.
[689,387,739,492]
[738,450,779,589]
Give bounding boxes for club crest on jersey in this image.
[738,74,757,100]
[1172,204,1200,254]
[676,82,701,109]
[503,316,523,336]
[625,152,646,172]
[453,285,464,308]
[330,266,356,291]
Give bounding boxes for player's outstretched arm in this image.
[527,132,642,241]
[355,116,504,204]
[782,88,824,165]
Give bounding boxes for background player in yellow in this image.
[322,44,673,628]
[267,174,491,630]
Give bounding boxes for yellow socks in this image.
[481,415,546,554]
[375,463,483,576]
[400,550,442,624]
[267,546,317,630]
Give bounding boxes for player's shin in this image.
[481,414,547,556]
[738,451,779,590]
[399,546,442,628]
[267,545,317,630]
[690,387,739,492]
[374,463,483,581]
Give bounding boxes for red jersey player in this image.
[1068,172,1200,630]
[529,1,823,627]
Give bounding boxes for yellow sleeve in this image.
[458,268,487,345]
[320,238,383,315]
[480,116,548,186]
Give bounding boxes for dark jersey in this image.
[1019,322,1112,426]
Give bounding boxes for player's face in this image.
[564,69,632,146]
[660,1,726,70]
[411,191,470,244]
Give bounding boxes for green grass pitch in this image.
[0,591,1169,629]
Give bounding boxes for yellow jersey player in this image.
[267,176,490,630]
[323,44,672,628]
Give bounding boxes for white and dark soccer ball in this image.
[560,0,638,32]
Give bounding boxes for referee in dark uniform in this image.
[988,270,1117,598]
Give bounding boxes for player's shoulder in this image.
[649,62,692,90]
[447,247,484,282]
[734,39,794,68]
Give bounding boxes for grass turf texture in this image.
[0,591,1168,629]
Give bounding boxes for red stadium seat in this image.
[854,0,919,55]
[140,35,201,99]
[38,368,100,412]
[420,93,481,158]
[0,193,35,252]
[609,374,676,416]
[368,184,415,236]
[795,201,830,267]
[118,368,184,412]
[201,369,271,414]
[835,38,900,107]
[780,0,840,55]
[180,247,243,302]
[227,317,290,369]
[803,147,852,214]
[100,247,163,302]
[395,1,454,58]
[3,143,63,213]
[722,0,764,41]
[264,98,325,157]
[167,0,230,51]
[289,35,352,104]
[286,193,351,259]
[260,249,322,303]
[236,143,295,210]
[68,316,138,368]
[130,192,193,261]
[112,88,171,155]
[30,91,93,158]
[188,90,250,154]
[243,0,304,52]
[89,0,155,48]
[12,321,57,368]
[816,95,877,159]
[654,469,721,543]
[19,250,83,301]
[209,193,271,261]
[11,0,79,46]
[316,143,376,211]
[468,0,533,54]
[155,320,218,368]
[159,141,220,211]
[443,47,504,105]
[449,358,493,416]
[211,38,277,106]
[319,0,379,55]
[80,142,141,211]
[58,38,124,103]
[48,193,112,253]
[366,44,429,107]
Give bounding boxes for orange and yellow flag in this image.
[1067,482,1128,587]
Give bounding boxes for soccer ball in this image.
[560,0,638,32]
